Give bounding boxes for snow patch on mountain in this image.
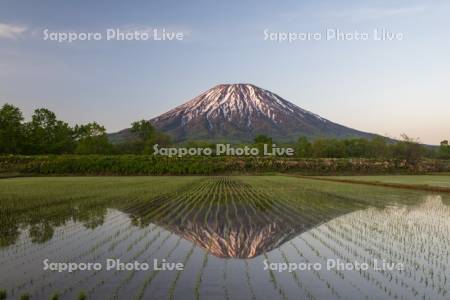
[152,84,328,129]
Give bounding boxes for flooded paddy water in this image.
[0,176,449,300]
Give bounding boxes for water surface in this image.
[0,176,449,300]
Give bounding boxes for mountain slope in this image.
[111,84,378,143]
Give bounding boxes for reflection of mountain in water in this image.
[3,176,449,260]
[125,178,369,258]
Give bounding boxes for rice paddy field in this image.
[0,176,449,300]
[326,175,450,188]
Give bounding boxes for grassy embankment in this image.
[1,155,449,177]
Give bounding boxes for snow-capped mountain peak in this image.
[110,83,376,143]
[152,84,326,130]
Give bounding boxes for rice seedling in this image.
[0,289,6,300]
[194,251,209,300]
[168,245,195,300]
[49,291,59,300]
[0,176,449,299]
[133,237,182,300]
[263,253,289,300]
[243,260,256,300]
[328,175,450,188]
[19,293,30,300]
[78,290,87,300]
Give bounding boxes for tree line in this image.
[0,103,170,155]
[292,135,445,163]
[182,134,450,163]
[1,103,449,160]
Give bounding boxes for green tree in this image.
[254,134,273,155]
[144,132,171,154]
[126,120,171,154]
[341,139,370,157]
[254,134,272,144]
[312,139,345,158]
[126,120,154,153]
[24,108,75,154]
[295,136,312,157]
[369,136,392,158]
[183,140,215,149]
[0,103,25,154]
[131,120,154,140]
[392,134,424,163]
[74,122,113,154]
[439,140,450,159]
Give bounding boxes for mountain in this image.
[111,83,378,143]
[122,177,364,258]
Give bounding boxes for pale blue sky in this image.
[0,0,449,144]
